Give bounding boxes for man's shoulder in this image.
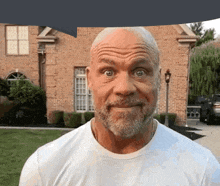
[156,122,212,157]
[20,121,94,185]
[36,122,91,162]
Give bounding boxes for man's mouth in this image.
[110,103,143,109]
[113,105,139,108]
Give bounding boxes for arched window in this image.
[6,72,31,86]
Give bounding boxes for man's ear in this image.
[86,66,92,89]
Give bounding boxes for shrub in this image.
[153,114,161,123]
[156,113,177,126]
[84,112,95,122]
[1,104,33,126]
[48,110,64,127]
[68,112,82,128]
[0,78,10,97]
[188,95,197,105]
[1,78,47,126]
[63,112,73,126]
[8,77,46,107]
[0,100,15,122]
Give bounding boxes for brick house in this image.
[0,24,198,126]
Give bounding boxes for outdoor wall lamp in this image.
[164,69,171,127]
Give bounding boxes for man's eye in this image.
[134,70,146,77]
[104,70,114,76]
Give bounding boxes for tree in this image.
[196,28,215,47]
[189,39,220,99]
[189,22,216,47]
[189,22,204,36]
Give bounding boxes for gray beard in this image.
[94,99,156,139]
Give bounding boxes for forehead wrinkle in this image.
[98,58,116,65]
[95,49,155,70]
[90,27,160,67]
[98,56,154,71]
[95,43,152,59]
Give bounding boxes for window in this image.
[6,26,29,55]
[6,72,31,86]
[75,67,94,112]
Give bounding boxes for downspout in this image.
[38,44,46,90]
[41,52,46,91]
[185,44,192,127]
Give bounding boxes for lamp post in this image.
[164,69,171,127]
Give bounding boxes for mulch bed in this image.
[169,125,206,141]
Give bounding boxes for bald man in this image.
[19,27,220,185]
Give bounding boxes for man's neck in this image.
[91,118,157,154]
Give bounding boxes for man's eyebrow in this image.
[131,58,153,66]
[98,57,153,67]
[99,58,116,65]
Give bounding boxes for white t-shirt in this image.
[19,119,220,186]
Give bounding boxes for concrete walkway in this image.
[187,119,220,163]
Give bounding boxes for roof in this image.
[37,25,199,47]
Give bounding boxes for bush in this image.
[0,78,47,126]
[188,95,197,105]
[48,110,64,127]
[0,78,10,97]
[1,104,33,126]
[84,112,94,122]
[68,112,82,128]
[154,113,177,127]
[0,100,15,122]
[153,114,161,122]
[8,77,46,108]
[63,112,73,126]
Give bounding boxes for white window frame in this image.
[75,67,94,113]
[6,72,31,86]
[6,25,29,55]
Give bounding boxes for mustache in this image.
[105,98,146,108]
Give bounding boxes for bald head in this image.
[87,27,161,140]
[90,27,160,66]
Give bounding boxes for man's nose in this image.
[113,72,136,96]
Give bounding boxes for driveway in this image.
[187,119,220,163]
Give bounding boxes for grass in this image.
[0,123,206,186]
[0,129,71,186]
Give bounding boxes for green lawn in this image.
[0,129,70,186]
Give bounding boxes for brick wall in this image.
[0,24,39,86]
[45,25,191,126]
[0,24,191,126]
[147,25,190,126]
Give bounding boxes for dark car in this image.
[200,94,220,125]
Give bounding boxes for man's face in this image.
[87,29,159,139]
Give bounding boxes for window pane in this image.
[6,26,17,40]
[75,68,87,111]
[18,26,28,40]
[7,41,18,54]
[88,95,94,111]
[75,67,86,76]
[19,41,29,54]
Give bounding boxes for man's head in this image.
[87,27,160,139]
